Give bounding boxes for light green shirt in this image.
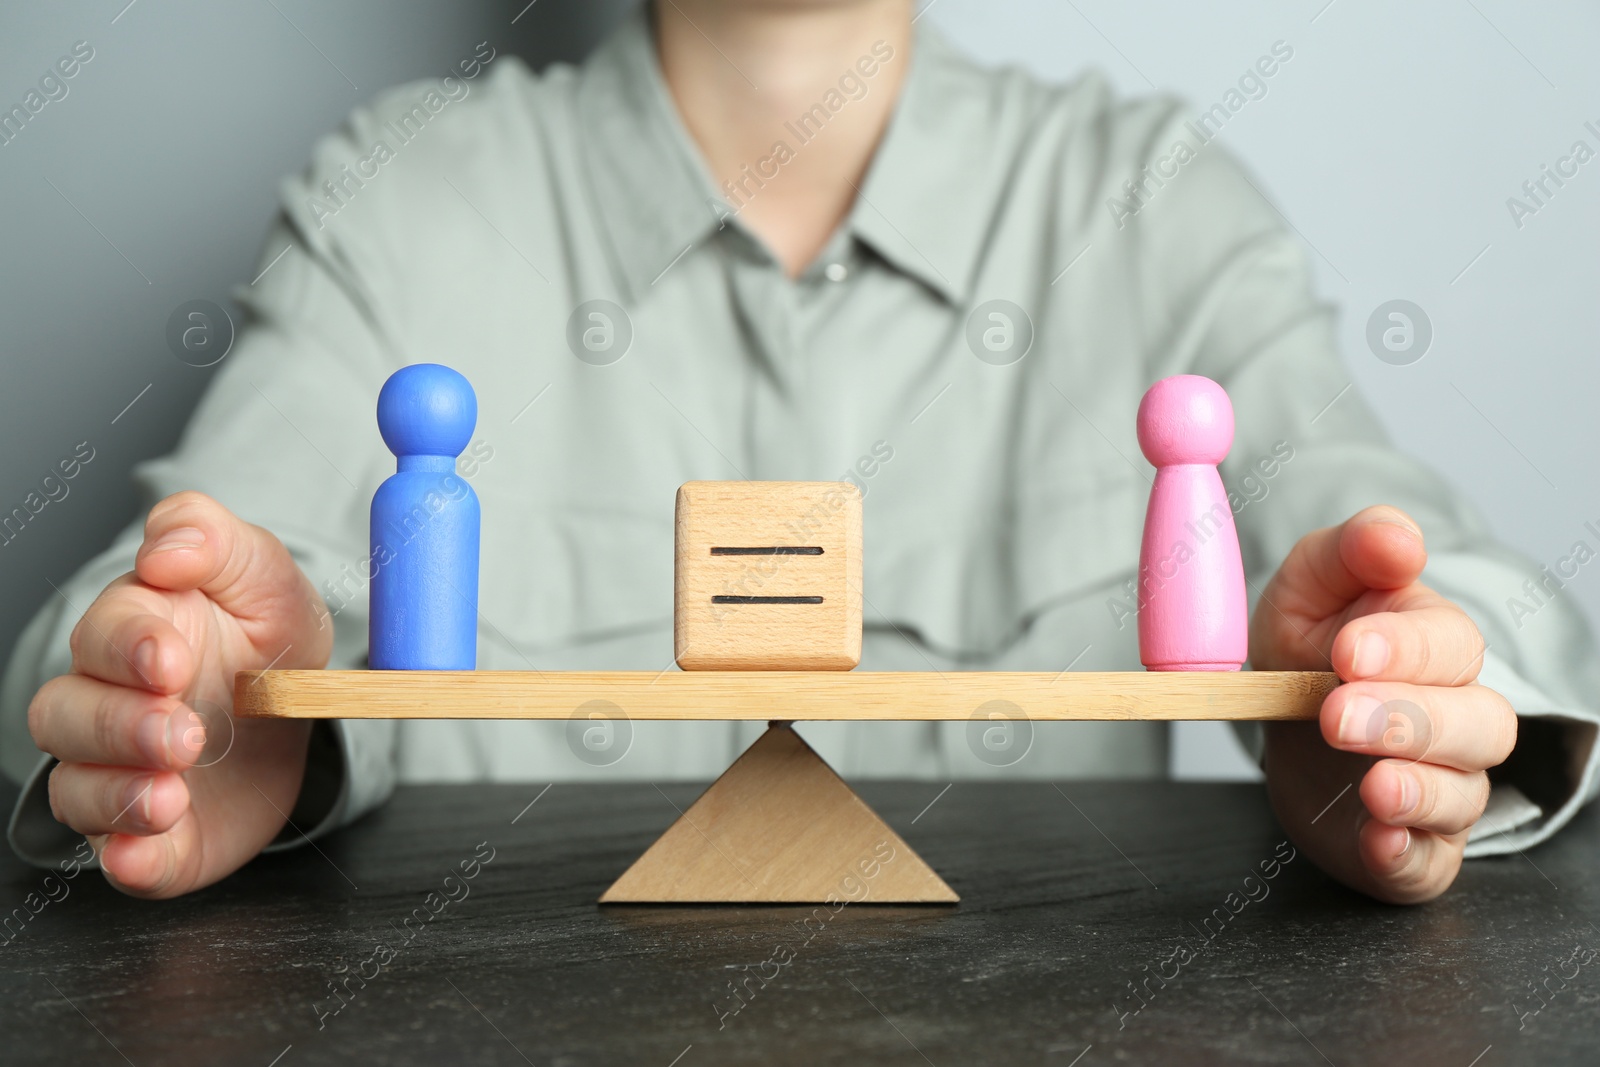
[6,8,1597,865]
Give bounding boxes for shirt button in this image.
[824,262,849,282]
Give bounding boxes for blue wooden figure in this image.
[369,363,480,670]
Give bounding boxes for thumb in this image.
[1253,506,1426,666]
[134,491,331,665]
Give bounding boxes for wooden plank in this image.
[234,669,1337,721]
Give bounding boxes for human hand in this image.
[27,491,332,898]
[1252,505,1516,903]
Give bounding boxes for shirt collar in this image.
[576,6,995,305]
[842,25,996,305]
[575,8,721,302]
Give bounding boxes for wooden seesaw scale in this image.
[241,371,1335,905]
[233,668,1336,906]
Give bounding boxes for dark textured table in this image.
[2,779,1596,1066]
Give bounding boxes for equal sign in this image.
[710,546,824,604]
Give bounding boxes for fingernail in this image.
[1393,826,1412,860]
[133,638,159,684]
[136,710,171,764]
[1339,694,1381,746]
[1374,515,1423,538]
[122,776,154,826]
[1394,768,1419,818]
[148,526,205,554]
[171,705,206,759]
[1352,632,1390,678]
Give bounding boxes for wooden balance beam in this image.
[234,669,1337,906]
[234,669,1337,721]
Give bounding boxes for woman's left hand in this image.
[1253,506,1517,903]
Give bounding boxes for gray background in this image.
[1,0,1595,780]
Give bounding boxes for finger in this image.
[1322,681,1517,771]
[1358,821,1466,905]
[67,582,194,693]
[1263,722,1466,905]
[100,827,187,898]
[1262,505,1427,623]
[136,492,330,656]
[1361,761,1490,836]
[47,764,189,836]
[1333,604,1487,686]
[27,674,201,771]
[100,767,298,899]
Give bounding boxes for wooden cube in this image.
[674,481,862,671]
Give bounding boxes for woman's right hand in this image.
[27,491,333,897]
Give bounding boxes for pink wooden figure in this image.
[1135,375,1248,671]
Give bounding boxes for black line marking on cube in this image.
[710,546,824,556]
[711,595,825,605]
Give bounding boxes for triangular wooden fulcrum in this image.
[600,723,958,904]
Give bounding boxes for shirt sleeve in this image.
[1116,101,1600,856]
[1,91,420,866]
